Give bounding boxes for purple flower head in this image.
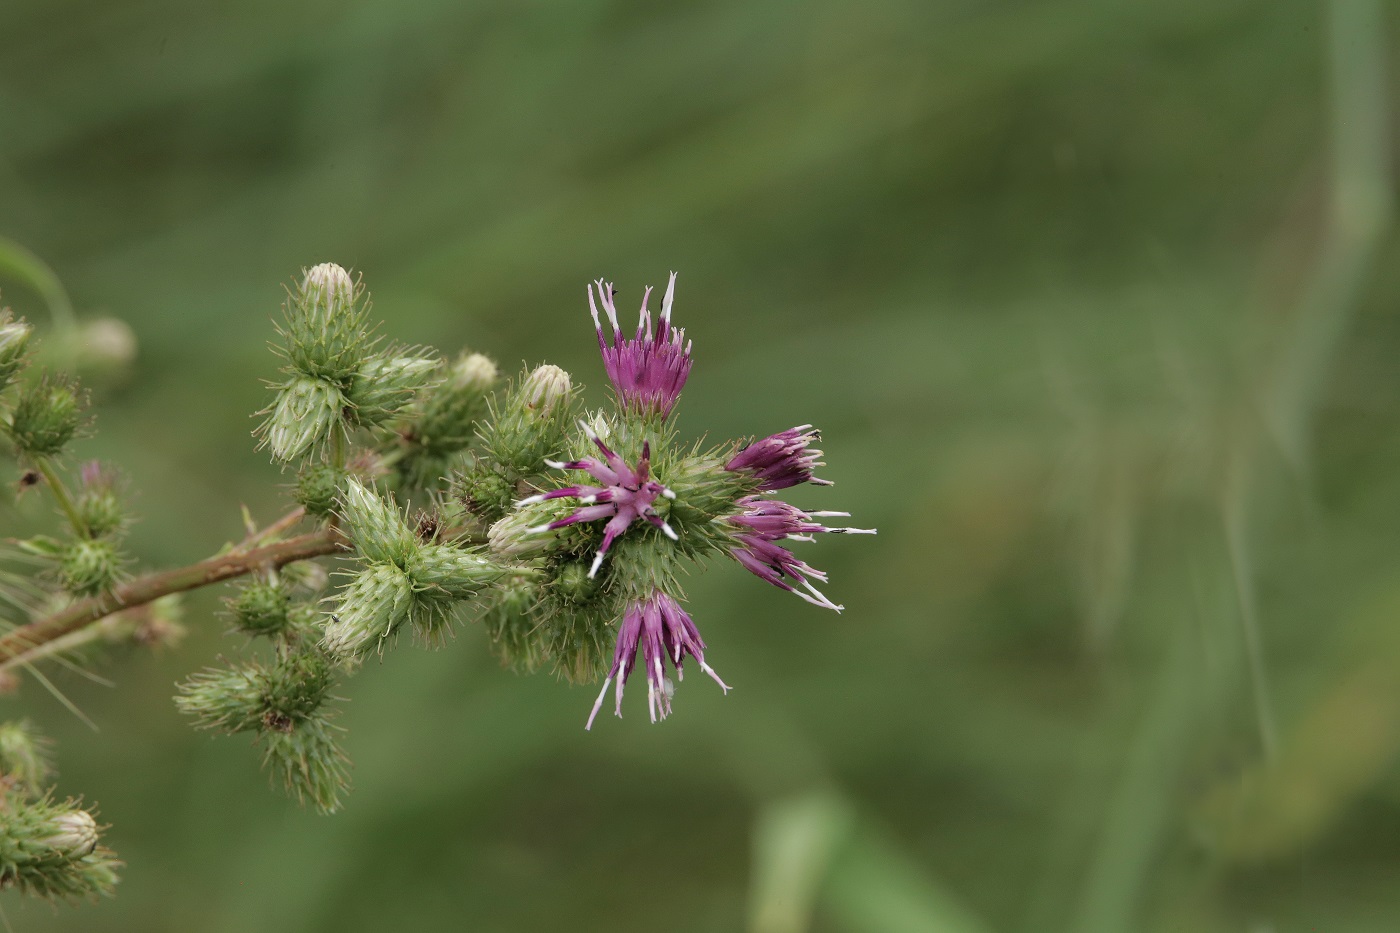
[728,496,875,612]
[519,421,678,578]
[589,274,693,420]
[725,425,833,491]
[586,590,729,730]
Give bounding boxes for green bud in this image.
[229,580,290,637]
[413,352,498,454]
[408,544,508,599]
[294,463,344,516]
[259,711,350,814]
[522,364,572,413]
[0,309,33,392]
[345,352,439,428]
[58,538,122,597]
[458,467,516,520]
[0,721,54,796]
[174,664,265,733]
[337,478,416,567]
[553,561,600,605]
[260,649,335,727]
[322,562,414,661]
[262,375,345,463]
[40,809,99,857]
[9,375,83,457]
[487,498,576,559]
[0,796,120,899]
[473,365,576,491]
[75,462,125,538]
[281,263,372,383]
[480,573,547,673]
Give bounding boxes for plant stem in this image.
[34,457,87,538]
[0,526,348,668]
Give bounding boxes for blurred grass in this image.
[2,0,1400,930]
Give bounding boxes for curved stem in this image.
[34,456,87,538]
[0,525,348,668]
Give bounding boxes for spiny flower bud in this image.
[174,664,264,732]
[403,351,499,462]
[480,573,546,673]
[0,309,33,392]
[321,563,414,661]
[58,538,122,597]
[408,544,509,599]
[263,375,345,462]
[76,461,126,538]
[41,809,99,857]
[487,499,577,559]
[336,478,416,567]
[300,263,356,315]
[522,364,573,414]
[0,721,53,796]
[294,463,344,517]
[229,580,290,637]
[9,375,83,457]
[345,353,439,428]
[259,711,350,814]
[553,561,600,605]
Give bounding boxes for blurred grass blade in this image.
[0,236,76,332]
[750,792,856,933]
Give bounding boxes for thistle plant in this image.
[0,262,871,908]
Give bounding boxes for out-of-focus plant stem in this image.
[0,519,347,670]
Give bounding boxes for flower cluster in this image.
[492,272,873,728]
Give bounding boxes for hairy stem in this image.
[34,457,87,538]
[0,525,348,668]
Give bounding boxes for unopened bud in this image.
[300,263,356,315]
[77,462,126,537]
[229,580,290,637]
[0,721,52,794]
[554,561,600,605]
[322,562,414,661]
[59,538,122,597]
[408,544,509,599]
[402,352,500,468]
[337,479,416,567]
[522,364,573,414]
[10,375,83,457]
[42,810,99,857]
[481,573,546,673]
[264,375,344,462]
[294,463,344,516]
[0,309,32,391]
[345,353,439,428]
[488,499,575,559]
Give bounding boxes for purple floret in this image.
[725,425,833,491]
[589,273,693,420]
[586,590,730,730]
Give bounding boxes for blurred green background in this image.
[2,0,1400,930]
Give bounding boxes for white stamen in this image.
[588,550,605,578]
[516,494,546,506]
[661,488,677,500]
[544,459,567,470]
[661,271,677,323]
[577,418,598,440]
[700,661,731,693]
[808,511,851,518]
[526,524,554,535]
[831,527,878,535]
[659,520,679,541]
[585,677,613,730]
[579,495,597,504]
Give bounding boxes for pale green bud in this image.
[259,649,335,728]
[0,309,32,392]
[300,262,356,315]
[260,711,350,814]
[487,499,575,559]
[41,810,99,857]
[408,544,508,599]
[481,573,546,673]
[9,375,83,457]
[59,538,122,597]
[229,580,290,637]
[264,375,344,462]
[522,363,572,414]
[337,478,416,567]
[345,353,439,428]
[174,664,264,732]
[407,351,499,456]
[294,463,344,516]
[322,562,414,660]
[282,263,371,383]
[76,462,126,538]
[553,561,600,605]
[0,721,53,795]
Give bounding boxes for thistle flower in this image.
[727,496,875,612]
[520,422,678,578]
[586,590,728,730]
[589,273,692,419]
[725,425,832,491]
